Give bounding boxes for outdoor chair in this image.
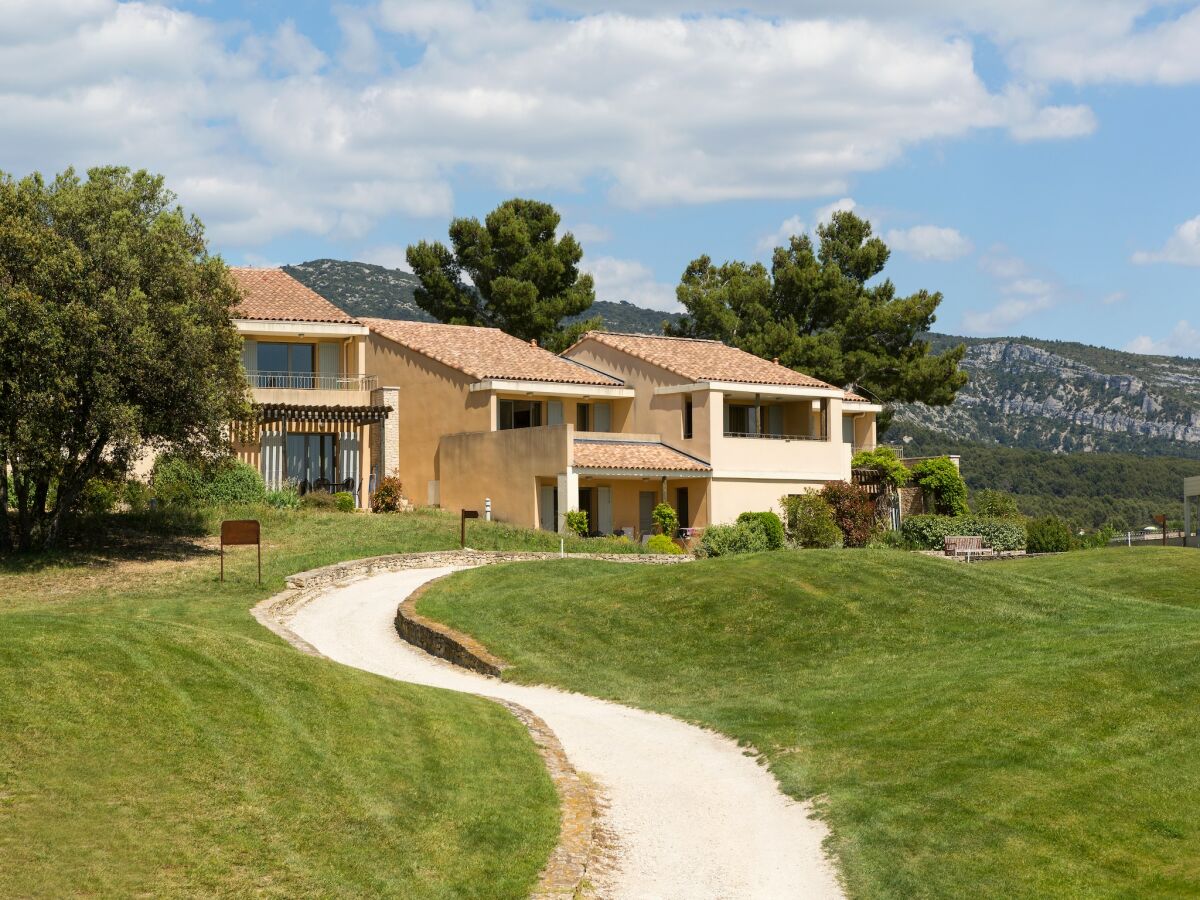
[313,477,330,493]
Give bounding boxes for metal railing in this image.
[247,371,378,391]
[723,431,827,440]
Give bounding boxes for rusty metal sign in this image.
[220,519,261,584]
[461,509,479,549]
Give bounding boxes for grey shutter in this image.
[593,402,611,432]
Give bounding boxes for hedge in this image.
[900,514,1027,552]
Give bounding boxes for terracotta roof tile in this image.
[230,268,358,323]
[365,318,622,386]
[843,391,871,403]
[572,439,711,472]
[571,332,835,389]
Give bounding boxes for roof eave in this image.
[653,380,844,399]
[234,319,368,336]
[470,379,634,398]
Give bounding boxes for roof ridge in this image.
[592,330,724,344]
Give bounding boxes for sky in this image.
[3,1,1200,354]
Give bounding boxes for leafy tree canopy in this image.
[0,166,247,550]
[667,211,967,420]
[406,198,600,351]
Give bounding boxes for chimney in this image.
[530,338,538,348]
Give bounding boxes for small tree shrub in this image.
[152,454,205,507]
[333,491,356,513]
[646,533,683,555]
[910,457,969,516]
[1026,516,1073,553]
[779,493,843,548]
[371,477,406,513]
[122,479,152,513]
[736,511,786,550]
[652,502,679,536]
[300,491,337,510]
[203,460,266,506]
[265,486,301,510]
[820,481,878,548]
[851,446,910,490]
[900,515,1027,552]
[564,509,589,536]
[1077,524,1117,549]
[699,520,772,557]
[972,489,1021,519]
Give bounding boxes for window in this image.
[576,402,590,431]
[285,433,336,487]
[683,396,694,439]
[498,399,543,430]
[724,403,757,435]
[257,342,315,388]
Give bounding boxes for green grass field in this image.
[416,547,1200,898]
[0,508,584,898]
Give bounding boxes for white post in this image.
[485,497,492,522]
[560,538,565,558]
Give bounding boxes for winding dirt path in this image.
[285,566,843,900]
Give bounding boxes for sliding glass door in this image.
[285,433,336,488]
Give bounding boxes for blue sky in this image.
[4,1,1200,353]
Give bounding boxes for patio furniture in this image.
[313,477,330,493]
[944,535,994,561]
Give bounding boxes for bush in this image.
[301,492,337,510]
[152,454,205,507]
[265,486,301,510]
[820,481,878,548]
[203,460,266,506]
[646,533,683,555]
[972,489,1021,519]
[652,502,679,536]
[371,476,406,513]
[910,457,969,516]
[699,520,772,557]
[779,493,843,548]
[851,446,910,489]
[900,514,1027,552]
[737,510,786,550]
[1026,516,1073,553]
[333,491,356,513]
[564,509,589,536]
[1077,523,1117,549]
[122,479,152,513]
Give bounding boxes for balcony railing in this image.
[723,431,827,440]
[247,371,378,391]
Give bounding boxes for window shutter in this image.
[241,339,256,374]
[547,400,563,425]
[593,402,611,432]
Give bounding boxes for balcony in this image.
[723,430,826,441]
[246,371,378,391]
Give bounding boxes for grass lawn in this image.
[0,508,606,898]
[415,547,1200,898]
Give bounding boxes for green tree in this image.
[668,211,966,425]
[406,198,600,351]
[972,488,1021,519]
[911,457,970,516]
[0,167,247,551]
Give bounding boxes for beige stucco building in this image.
[220,268,880,533]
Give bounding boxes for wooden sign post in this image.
[221,519,261,585]
[1154,514,1168,547]
[460,509,479,549]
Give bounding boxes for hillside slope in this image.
[893,334,1200,457]
[284,258,682,333]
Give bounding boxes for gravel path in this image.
[287,566,844,900]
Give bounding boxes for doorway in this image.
[675,487,689,532]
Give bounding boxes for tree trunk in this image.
[42,435,108,550]
[0,446,10,555]
[13,468,32,552]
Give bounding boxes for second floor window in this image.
[683,397,693,439]
[498,399,543,430]
[258,342,314,375]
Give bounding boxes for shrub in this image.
[333,491,356,512]
[737,510,786,550]
[1077,523,1117,549]
[122,479,152,513]
[900,514,1027,552]
[1026,516,1073,553]
[646,533,683,555]
[910,457,969,516]
[972,489,1021,519]
[699,520,772,557]
[820,481,878,548]
[652,502,679,536]
[371,476,406,513]
[851,446,910,489]
[78,478,120,516]
[564,509,589,536]
[779,493,843,548]
[152,454,205,507]
[265,486,301,510]
[300,492,337,510]
[203,460,266,506]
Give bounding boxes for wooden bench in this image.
[944,535,994,559]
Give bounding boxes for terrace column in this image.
[359,421,370,510]
[556,469,578,533]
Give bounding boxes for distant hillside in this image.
[892,333,1200,458]
[284,258,682,334]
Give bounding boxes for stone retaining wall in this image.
[396,576,509,677]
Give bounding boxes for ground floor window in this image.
[286,433,336,488]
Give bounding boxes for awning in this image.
[253,403,390,425]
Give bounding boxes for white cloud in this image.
[1126,320,1200,357]
[357,245,414,272]
[814,198,858,227]
[267,21,327,76]
[1101,290,1126,305]
[564,222,612,244]
[1132,215,1200,266]
[885,225,973,261]
[961,247,1063,334]
[756,215,807,254]
[585,256,679,311]
[1007,103,1097,141]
